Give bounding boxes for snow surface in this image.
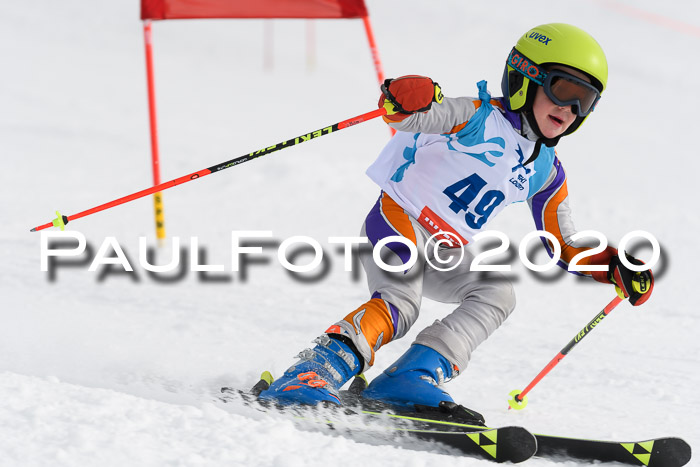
[2,0,699,465]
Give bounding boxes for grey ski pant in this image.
[347,194,516,373]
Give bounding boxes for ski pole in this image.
[507,295,624,410]
[30,107,387,232]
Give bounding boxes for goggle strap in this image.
[506,48,546,86]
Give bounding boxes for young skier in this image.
[257,23,654,412]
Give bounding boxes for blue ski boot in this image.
[362,344,458,409]
[258,335,361,406]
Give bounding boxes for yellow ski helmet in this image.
[501,23,608,137]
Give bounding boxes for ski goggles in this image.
[507,48,601,116]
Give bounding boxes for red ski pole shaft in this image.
[31,107,387,232]
[509,295,624,409]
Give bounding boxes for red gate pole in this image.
[361,15,384,86]
[361,15,394,136]
[143,20,167,242]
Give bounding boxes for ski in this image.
[361,410,690,466]
[224,372,691,466]
[388,425,536,463]
[348,402,690,466]
[534,433,691,467]
[220,377,537,463]
[338,376,692,466]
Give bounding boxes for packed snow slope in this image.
[2,0,699,465]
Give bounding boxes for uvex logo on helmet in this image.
[528,32,551,45]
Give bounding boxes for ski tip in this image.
[656,437,692,466]
[470,426,537,463]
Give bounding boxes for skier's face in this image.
[532,65,590,139]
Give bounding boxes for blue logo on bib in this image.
[390,133,419,182]
[511,144,531,174]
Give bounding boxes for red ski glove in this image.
[378,75,443,122]
[590,248,654,306]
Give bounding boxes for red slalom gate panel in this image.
[141,0,368,20]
